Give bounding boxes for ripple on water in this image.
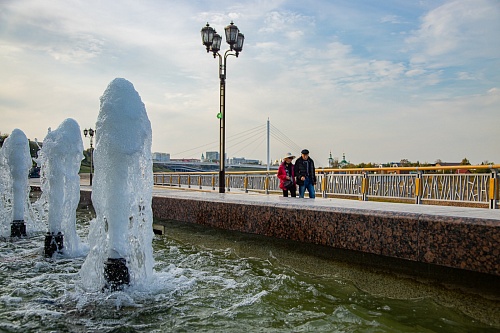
[0,214,499,332]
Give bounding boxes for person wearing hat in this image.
[277,152,297,197]
[294,149,316,198]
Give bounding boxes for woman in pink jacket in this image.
[277,153,297,197]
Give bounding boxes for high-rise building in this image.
[152,152,170,162]
[205,151,219,162]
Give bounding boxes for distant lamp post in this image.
[201,21,245,193]
[83,128,95,186]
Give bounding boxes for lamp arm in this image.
[224,50,237,60]
[216,53,224,80]
[221,50,237,80]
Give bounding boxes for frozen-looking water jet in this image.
[80,78,154,291]
[2,129,32,237]
[37,118,85,257]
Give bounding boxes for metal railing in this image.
[154,165,500,209]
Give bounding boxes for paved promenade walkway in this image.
[150,185,500,221]
[30,175,500,221]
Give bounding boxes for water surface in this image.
[0,208,498,332]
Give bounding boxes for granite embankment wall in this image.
[79,189,500,277]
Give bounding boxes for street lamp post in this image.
[201,22,244,193]
[83,128,95,186]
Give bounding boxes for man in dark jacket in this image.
[294,149,316,198]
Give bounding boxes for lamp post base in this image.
[44,232,64,257]
[219,170,225,193]
[104,258,130,291]
[11,220,27,237]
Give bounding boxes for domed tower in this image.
[339,152,349,168]
[328,151,334,167]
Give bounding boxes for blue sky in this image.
[1,0,499,166]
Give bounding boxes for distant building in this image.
[152,152,170,162]
[244,159,261,165]
[339,153,350,168]
[230,157,246,164]
[206,151,219,162]
[328,151,339,168]
[386,162,409,174]
[230,157,261,165]
[434,162,470,174]
[170,158,200,162]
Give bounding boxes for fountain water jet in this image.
[1,129,32,237]
[37,118,85,257]
[79,78,154,292]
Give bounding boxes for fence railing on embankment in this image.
[153,165,500,209]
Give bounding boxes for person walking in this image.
[294,149,316,198]
[277,153,296,197]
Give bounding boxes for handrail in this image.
[153,164,499,209]
[154,164,500,175]
[320,164,500,173]
[154,170,274,175]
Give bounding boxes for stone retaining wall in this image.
[76,189,499,276]
[151,195,500,276]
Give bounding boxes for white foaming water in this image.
[0,129,43,236]
[36,118,87,257]
[0,142,13,236]
[79,78,154,291]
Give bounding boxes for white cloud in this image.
[405,69,426,77]
[456,71,476,81]
[47,34,104,64]
[380,15,405,24]
[405,0,500,67]
[487,87,499,95]
[259,10,314,38]
[0,0,499,165]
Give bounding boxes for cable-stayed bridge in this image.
[166,120,302,169]
[154,160,278,173]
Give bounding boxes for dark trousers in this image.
[283,186,297,197]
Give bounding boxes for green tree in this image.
[0,132,8,147]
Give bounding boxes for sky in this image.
[1,0,499,167]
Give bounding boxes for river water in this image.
[0,207,499,332]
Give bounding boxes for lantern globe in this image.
[233,32,244,55]
[211,33,222,56]
[224,21,239,48]
[201,23,215,52]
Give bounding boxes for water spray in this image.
[87,78,153,291]
[3,129,31,237]
[38,118,84,258]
